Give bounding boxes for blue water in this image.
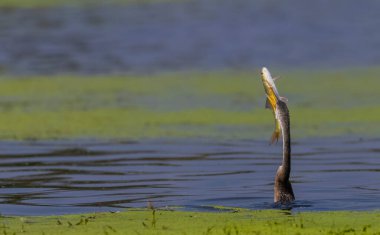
[1,0,380,75]
[0,137,379,216]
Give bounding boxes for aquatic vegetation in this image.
[0,69,379,230]
[0,209,379,234]
[0,68,379,140]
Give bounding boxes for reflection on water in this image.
[1,0,380,74]
[0,137,379,216]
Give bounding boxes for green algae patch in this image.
[1,209,380,234]
[0,68,380,140]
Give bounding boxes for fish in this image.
[260,67,287,144]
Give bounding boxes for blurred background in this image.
[1,0,380,75]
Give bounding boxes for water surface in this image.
[0,137,379,216]
[1,0,380,74]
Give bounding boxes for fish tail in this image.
[269,130,280,145]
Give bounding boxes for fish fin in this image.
[269,131,280,145]
[273,76,281,81]
[265,97,271,109]
[280,96,288,103]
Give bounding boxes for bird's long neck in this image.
[278,101,291,180]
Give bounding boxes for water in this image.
[0,137,379,216]
[1,0,380,75]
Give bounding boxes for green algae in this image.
[1,209,380,234]
[0,68,379,140]
[0,69,379,232]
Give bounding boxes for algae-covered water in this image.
[2,209,380,235]
[0,0,379,223]
[0,68,379,216]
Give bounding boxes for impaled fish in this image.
[260,67,287,144]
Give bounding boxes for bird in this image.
[260,67,295,204]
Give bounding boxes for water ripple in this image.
[0,137,379,215]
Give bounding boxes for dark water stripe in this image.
[0,137,379,216]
